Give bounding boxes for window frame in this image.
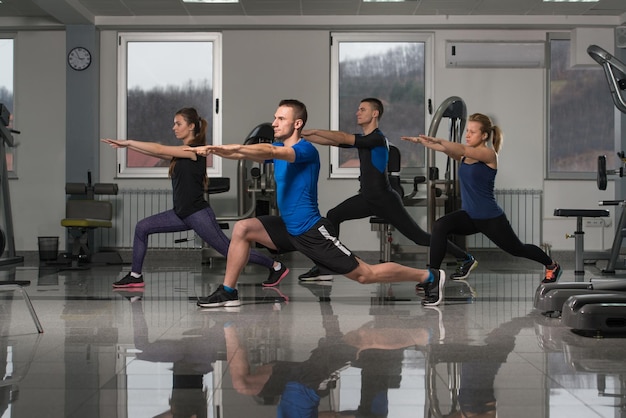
[546,32,618,180]
[329,32,434,179]
[116,32,222,178]
[0,34,16,179]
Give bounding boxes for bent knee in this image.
[232,218,263,239]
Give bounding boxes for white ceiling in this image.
[1,0,625,27]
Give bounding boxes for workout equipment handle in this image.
[598,200,625,206]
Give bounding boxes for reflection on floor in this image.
[1,251,626,417]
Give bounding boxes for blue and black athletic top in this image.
[340,128,392,199]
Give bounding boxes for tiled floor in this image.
[1,250,626,417]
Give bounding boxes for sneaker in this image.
[262,264,290,287]
[112,273,144,288]
[542,262,562,284]
[422,269,446,307]
[197,285,241,308]
[298,265,334,282]
[450,255,478,280]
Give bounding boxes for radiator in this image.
[465,189,543,249]
[96,188,542,251]
[97,189,198,250]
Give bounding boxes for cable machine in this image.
[425,96,467,247]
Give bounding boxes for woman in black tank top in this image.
[102,107,282,289]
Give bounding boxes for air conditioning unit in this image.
[617,26,626,49]
[446,41,546,68]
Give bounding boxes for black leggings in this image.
[429,210,552,269]
[326,191,467,260]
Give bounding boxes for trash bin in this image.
[38,236,59,261]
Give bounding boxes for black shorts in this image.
[258,215,359,275]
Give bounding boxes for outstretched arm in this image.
[186,143,296,163]
[101,139,197,160]
[301,129,356,147]
[401,135,463,160]
[402,135,496,165]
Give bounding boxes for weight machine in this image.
[588,43,626,274]
[426,97,467,245]
[0,104,23,266]
[535,45,626,335]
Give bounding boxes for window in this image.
[330,32,432,178]
[117,32,222,178]
[0,36,16,177]
[548,35,616,178]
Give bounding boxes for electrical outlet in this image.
[585,219,604,227]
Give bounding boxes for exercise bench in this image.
[61,177,119,269]
[554,208,610,274]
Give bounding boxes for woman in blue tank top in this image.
[402,113,561,284]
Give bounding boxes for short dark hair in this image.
[278,99,308,127]
[361,98,384,119]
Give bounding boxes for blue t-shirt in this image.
[273,139,322,235]
[458,158,504,219]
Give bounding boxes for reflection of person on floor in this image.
[129,299,224,418]
[430,314,536,418]
[0,311,11,416]
[225,302,432,417]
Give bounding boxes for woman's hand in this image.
[101,138,129,148]
[184,145,211,156]
[402,135,444,145]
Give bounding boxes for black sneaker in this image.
[113,273,145,288]
[262,264,290,287]
[298,265,333,282]
[450,255,478,280]
[422,269,446,307]
[542,262,562,284]
[197,285,241,308]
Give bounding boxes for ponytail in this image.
[468,113,503,153]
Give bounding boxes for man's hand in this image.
[185,144,243,158]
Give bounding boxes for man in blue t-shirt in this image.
[187,99,446,308]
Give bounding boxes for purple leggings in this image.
[131,207,274,273]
